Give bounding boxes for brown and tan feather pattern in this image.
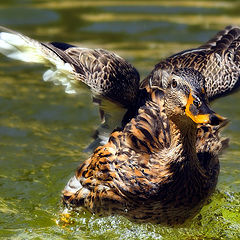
[143,25,240,101]
[0,26,140,108]
[0,26,140,150]
[0,26,236,225]
[42,43,140,108]
[63,86,228,225]
[41,43,141,149]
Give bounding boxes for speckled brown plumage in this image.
[63,69,228,225]
[142,25,240,101]
[0,26,140,149]
[42,43,140,108]
[0,25,238,225]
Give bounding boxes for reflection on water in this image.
[0,0,239,239]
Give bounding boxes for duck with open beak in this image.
[159,68,227,127]
[62,68,229,225]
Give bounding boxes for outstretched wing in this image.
[143,25,240,101]
[0,26,140,150]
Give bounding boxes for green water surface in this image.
[0,0,239,239]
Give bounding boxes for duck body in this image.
[63,82,228,225]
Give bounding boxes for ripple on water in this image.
[0,8,59,26]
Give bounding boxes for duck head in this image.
[150,68,225,126]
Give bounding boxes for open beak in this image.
[185,92,226,125]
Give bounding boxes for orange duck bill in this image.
[185,92,226,125]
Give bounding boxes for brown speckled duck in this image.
[0,25,239,225]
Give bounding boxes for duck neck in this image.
[169,116,199,168]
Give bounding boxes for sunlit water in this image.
[0,1,239,239]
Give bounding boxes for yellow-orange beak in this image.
[185,92,226,125]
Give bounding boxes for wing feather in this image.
[143,26,240,101]
[0,26,140,150]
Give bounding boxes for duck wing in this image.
[143,25,240,102]
[0,26,140,150]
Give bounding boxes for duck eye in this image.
[172,79,177,88]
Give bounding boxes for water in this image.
[0,0,239,239]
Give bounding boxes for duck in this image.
[0,25,239,225]
[63,68,229,225]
